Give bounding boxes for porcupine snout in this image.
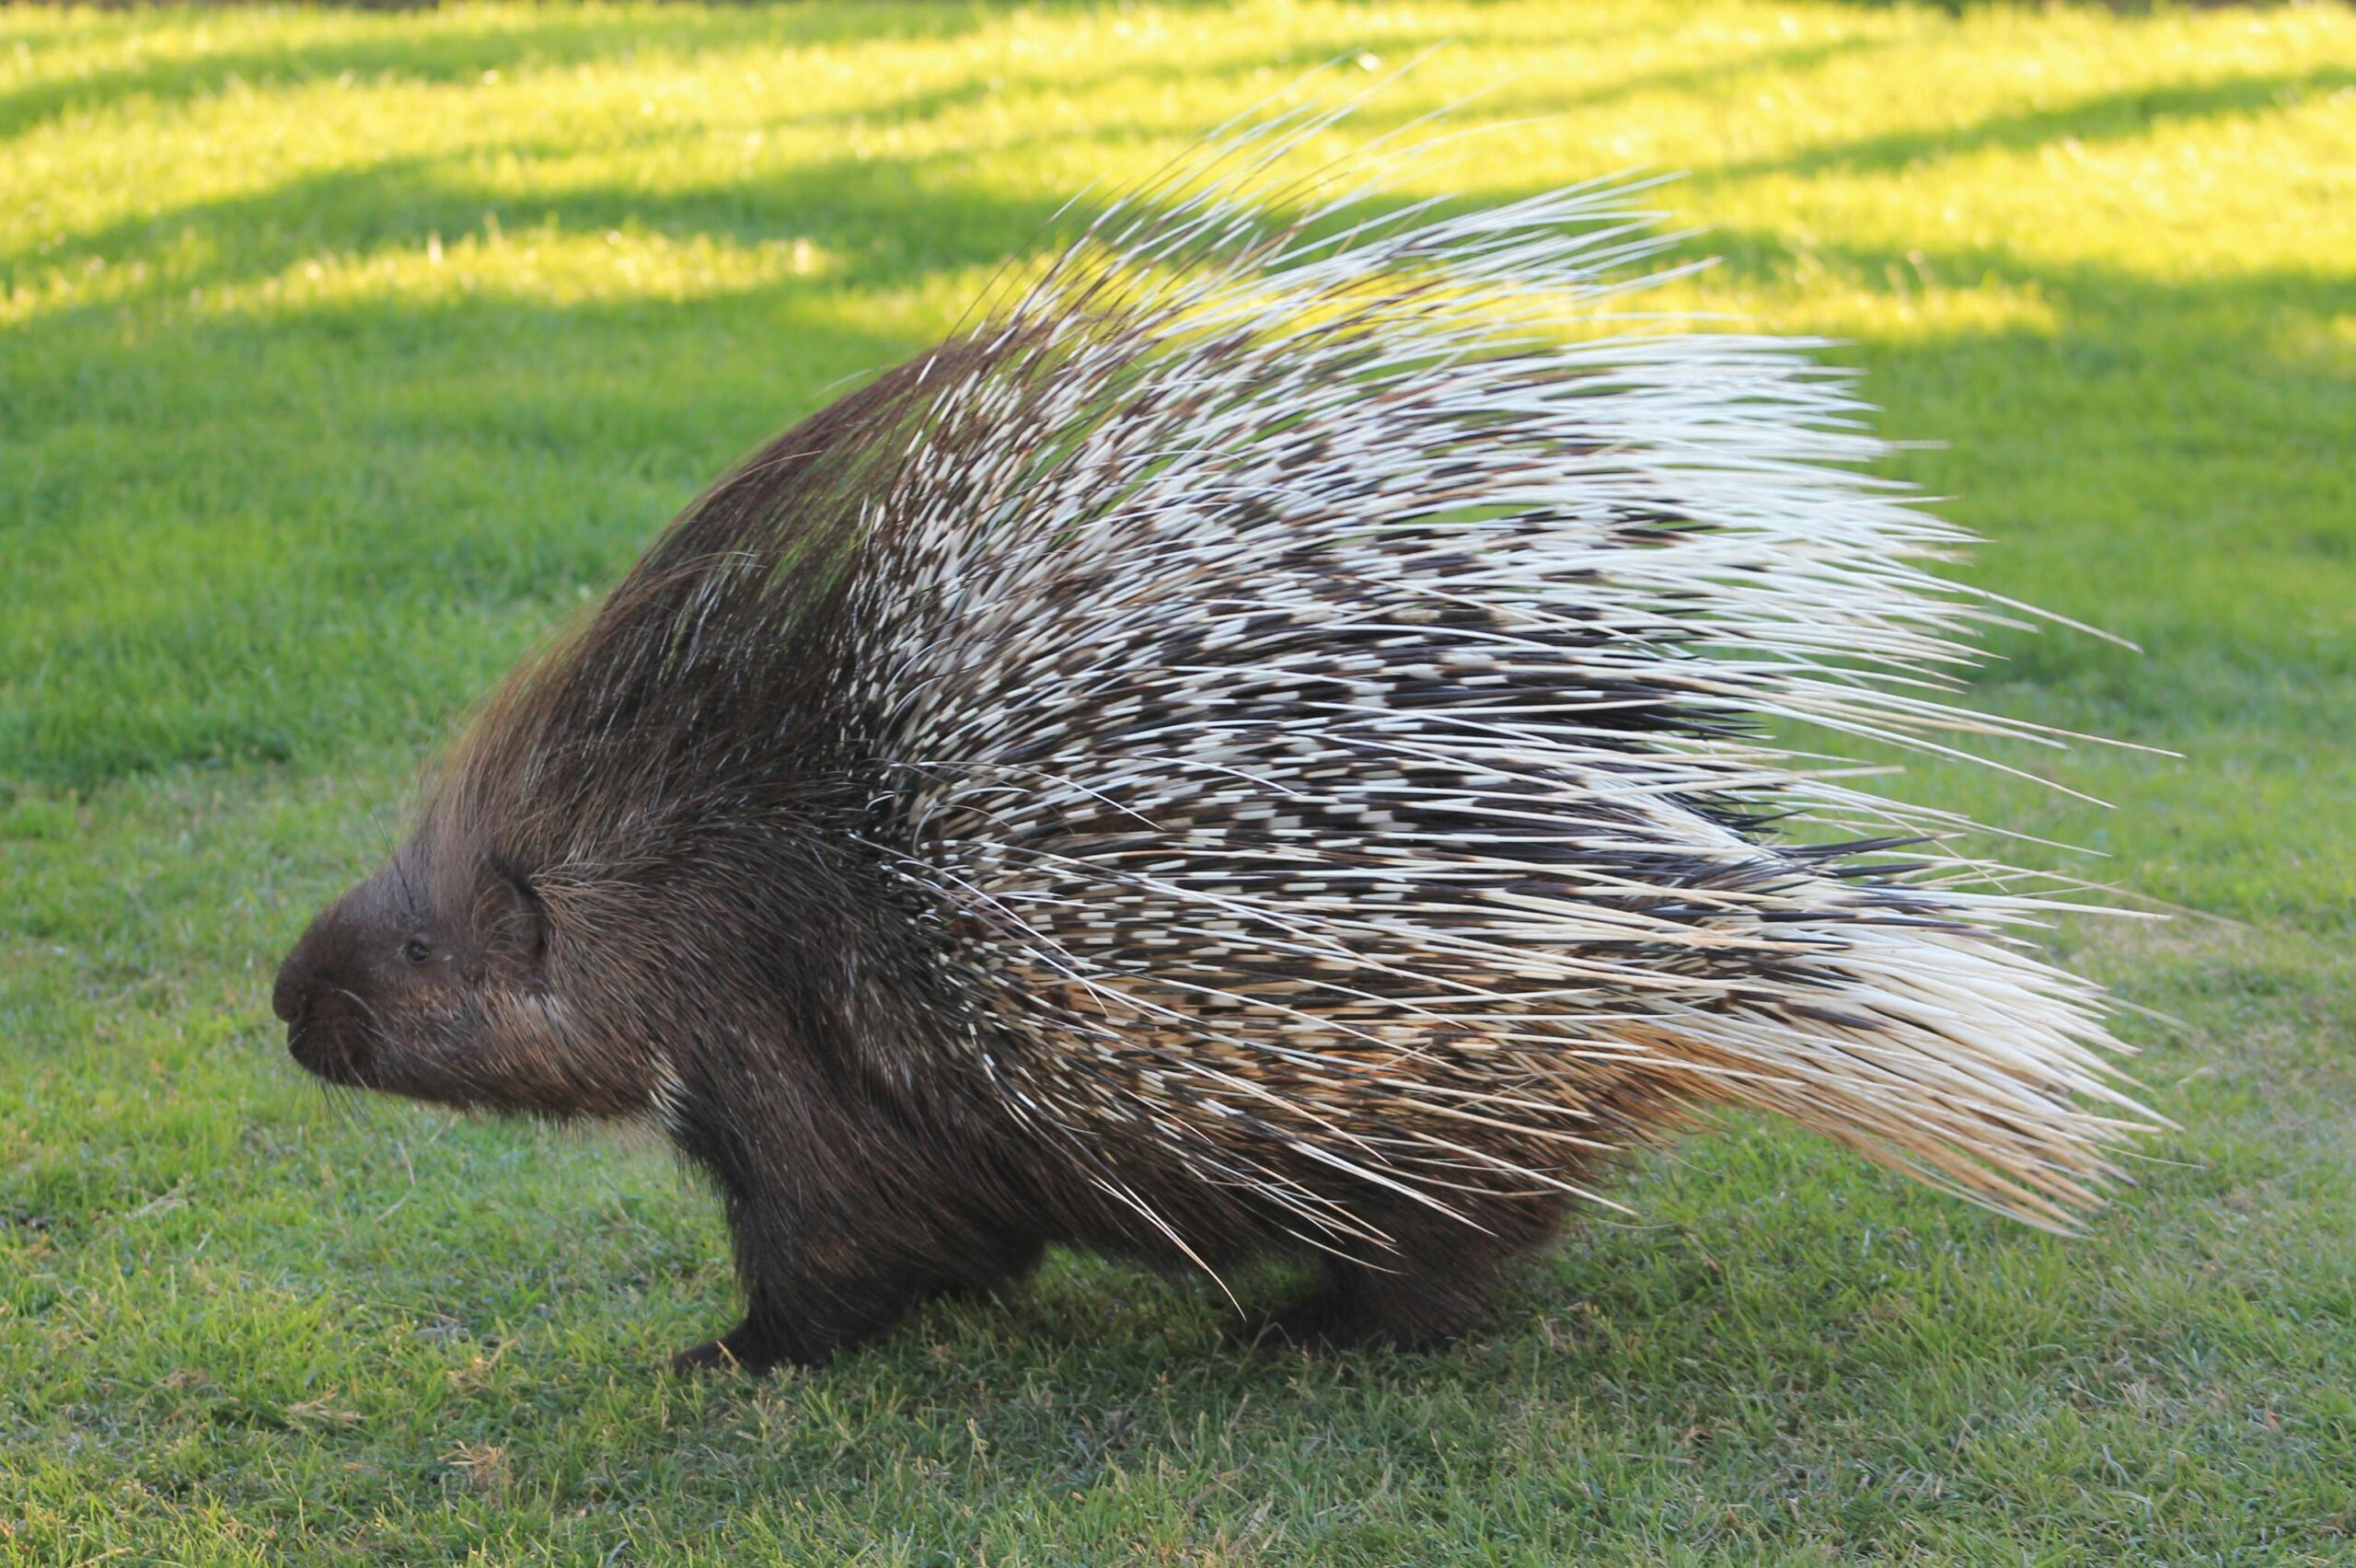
[274,909,355,1078]
[272,932,324,1027]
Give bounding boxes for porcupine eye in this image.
[402,938,433,965]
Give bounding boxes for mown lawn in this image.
[4,2,2352,1561]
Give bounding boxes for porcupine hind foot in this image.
[1241,1200,1568,1353]
[669,1276,926,1375]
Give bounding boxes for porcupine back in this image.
[540,111,2156,1265]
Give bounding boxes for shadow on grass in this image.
[4,18,1883,304]
[1710,63,2356,181]
[2,47,2348,796]
[0,6,1905,159]
[1831,0,2287,11]
[0,2,1002,143]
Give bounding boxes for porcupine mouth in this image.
[285,1017,376,1090]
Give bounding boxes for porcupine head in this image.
[270,759,663,1124]
[275,108,2160,1373]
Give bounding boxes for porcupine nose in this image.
[273,914,338,1030]
[271,950,314,1027]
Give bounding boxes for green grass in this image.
[4,2,2352,1560]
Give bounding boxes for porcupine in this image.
[271,110,2157,1372]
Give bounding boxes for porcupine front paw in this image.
[670,1319,806,1376]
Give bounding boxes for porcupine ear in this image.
[478,855,549,976]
